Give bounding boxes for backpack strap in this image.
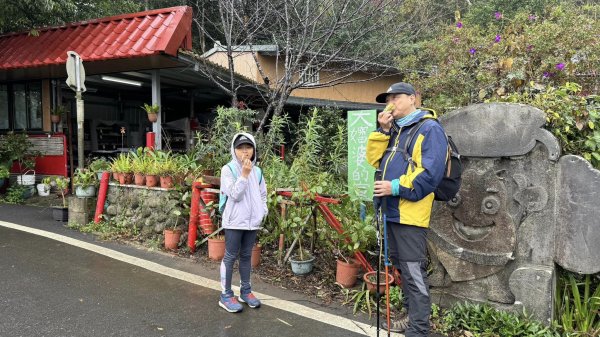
[401,119,430,172]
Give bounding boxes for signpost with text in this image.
[347,110,377,201]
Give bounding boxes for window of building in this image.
[301,65,319,86]
[0,82,42,131]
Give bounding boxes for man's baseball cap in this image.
[375,82,416,103]
[234,135,253,148]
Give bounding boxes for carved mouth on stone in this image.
[452,218,493,241]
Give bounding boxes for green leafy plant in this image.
[332,206,376,263]
[0,165,9,179]
[89,158,111,173]
[141,103,159,115]
[440,302,559,337]
[72,168,97,188]
[495,82,600,168]
[111,153,132,174]
[130,147,151,175]
[51,104,66,116]
[2,185,28,204]
[191,106,257,173]
[0,132,40,173]
[153,150,178,177]
[555,272,600,336]
[342,282,376,317]
[53,176,70,208]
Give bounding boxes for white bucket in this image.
[37,183,50,196]
[17,170,36,186]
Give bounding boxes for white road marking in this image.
[0,220,404,337]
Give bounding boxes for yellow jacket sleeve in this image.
[366,131,390,168]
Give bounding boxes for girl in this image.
[218,132,268,313]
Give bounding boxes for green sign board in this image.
[347,110,376,201]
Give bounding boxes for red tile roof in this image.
[0,6,192,71]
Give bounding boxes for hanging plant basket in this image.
[148,113,158,123]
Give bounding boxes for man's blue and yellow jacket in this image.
[366,110,448,228]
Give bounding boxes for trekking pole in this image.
[382,195,391,337]
[374,170,383,337]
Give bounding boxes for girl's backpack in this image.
[218,163,263,213]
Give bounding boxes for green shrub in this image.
[555,270,600,336]
[493,82,600,168]
[439,302,560,337]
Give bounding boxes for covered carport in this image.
[0,6,259,177]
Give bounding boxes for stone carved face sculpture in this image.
[426,103,600,323]
[439,169,515,265]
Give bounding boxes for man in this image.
[366,82,447,336]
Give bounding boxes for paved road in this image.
[0,223,369,337]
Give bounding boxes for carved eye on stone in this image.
[447,194,461,207]
[481,196,500,215]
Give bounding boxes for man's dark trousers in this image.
[386,221,430,337]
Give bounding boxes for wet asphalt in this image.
[0,204,369,337]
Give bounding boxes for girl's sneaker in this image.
[238,293,261,308]
[219,294,243,313]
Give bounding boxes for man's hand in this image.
[378,111,393,133]
[373,180,392,197]
[241,157,252,178]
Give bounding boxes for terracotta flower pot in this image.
[123,173,133,184]
[51,115,61,123]
[251,244,262,268]
[164,229,182,250]
[208,237,226,261]
[145,175,158,187]
[112,172,119,181]
[160,176,173,189]
[363,271,394,294]
[148,113,158,123]
[336,259,361,288]
[134,173,145,186]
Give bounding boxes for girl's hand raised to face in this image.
[241,156,252,178]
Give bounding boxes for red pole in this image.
[188,181,202,252]
[146,132,155,150]
[280,144,285,160]
[94,171,110,223]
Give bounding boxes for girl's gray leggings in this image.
[220,229,258,297]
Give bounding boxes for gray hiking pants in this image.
[386,222,430,337]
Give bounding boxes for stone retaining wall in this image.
[103,183,188,242]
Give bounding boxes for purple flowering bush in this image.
[396,3,599,114]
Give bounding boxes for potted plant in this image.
[50,104,66,124]
[52,176,70,221]
[36,177,52,197]
[332,213,376,288]
[208,232,226,261]
[141,103,159,123]
[155,151,177,188]
[73,168,98,197]
[111,153,132,184]
[89,157,111,180]
[287,211,315,275]
[130,147,150,186]
[164,209,183,250]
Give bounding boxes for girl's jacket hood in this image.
[220,132,268,230]
[230,132,258,165]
